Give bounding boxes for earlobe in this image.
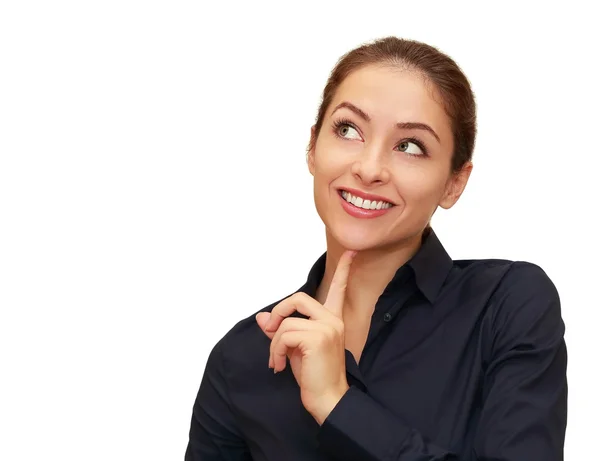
[438,186,455,210]
[439,162,473,209]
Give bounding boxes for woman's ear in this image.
[439,161,473,209]
[307,125,317,176]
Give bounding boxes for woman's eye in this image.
[397,140,424,156]
[338,124,361,140]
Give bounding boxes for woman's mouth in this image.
[337,189,395,219]
[339,190,394,210]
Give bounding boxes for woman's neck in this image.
[315,229,425,318]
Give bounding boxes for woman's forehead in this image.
[334,66,442,113]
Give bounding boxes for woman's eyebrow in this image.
[331,101,441,144]
[331,101,371,122]
[396,122,440,144]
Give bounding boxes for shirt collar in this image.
[407,227,454,303]
[298,227,453,304]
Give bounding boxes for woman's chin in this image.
[331,229,385,252]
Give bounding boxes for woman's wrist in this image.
[308,382,351,426]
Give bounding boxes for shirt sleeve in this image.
[473,262,567,459]
[185,339,252,461]
[316,262,567,461]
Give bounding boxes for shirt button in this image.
[383,313,392,322]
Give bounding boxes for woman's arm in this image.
[185,340,252,461]
[316,262,567,461]
[472,262,567,458]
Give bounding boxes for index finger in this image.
[324,250,357,316]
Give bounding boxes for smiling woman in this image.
[307,64,471,257]
[185,37,567,461]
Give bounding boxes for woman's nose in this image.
[350,143,390,185]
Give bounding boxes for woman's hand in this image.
[255,250,357,425]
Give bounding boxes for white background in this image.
[1,1,598,459]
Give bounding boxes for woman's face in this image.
[308,64,471,251]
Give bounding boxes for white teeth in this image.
[340,190,392,210]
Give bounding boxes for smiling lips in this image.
[338,188,395,219]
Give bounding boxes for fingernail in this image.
[265,319,275,332]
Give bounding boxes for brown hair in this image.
[308,37,477,174]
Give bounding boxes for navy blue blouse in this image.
[185,229,567,460]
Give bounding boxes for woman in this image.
[185,37,567,460]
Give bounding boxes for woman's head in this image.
[307,37,476,252]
